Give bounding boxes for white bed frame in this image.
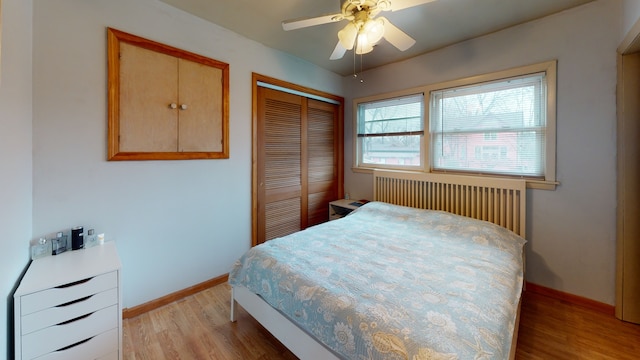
[230,286,341,360]
[231,170,527,359]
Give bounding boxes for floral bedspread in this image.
[228,201,526,360]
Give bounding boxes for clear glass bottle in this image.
[85,229,98,248]
[52,231,68,255]
[30,238,52,260]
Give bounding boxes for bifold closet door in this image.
[257,88,305,244]
[306,99,340,227]
[255,87,341,245]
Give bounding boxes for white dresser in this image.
[14,242,122,360]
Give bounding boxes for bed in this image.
[229,170,526,360]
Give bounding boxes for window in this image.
[355,94,424,169]
[431,72,547,178]
[353,61,556,189]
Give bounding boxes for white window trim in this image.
[352,88,428,172]
[352,61,558,190]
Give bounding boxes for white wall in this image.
[344,0,620,304]
[622,0,640,40]
[31,0,343,309]
[0,0,33,357]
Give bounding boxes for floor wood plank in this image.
[123,284,640,359]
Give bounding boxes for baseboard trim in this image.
[121,277,615,319]
[525,281,615,316]
[123,273,229,319]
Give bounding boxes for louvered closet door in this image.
[256,87,340,244]
[307,99,339,227]
[257,88,304,244]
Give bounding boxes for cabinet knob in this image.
[169,103,177,109]
[180,104,188,110]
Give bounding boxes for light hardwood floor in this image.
[123,284,640,359]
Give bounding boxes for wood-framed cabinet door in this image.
[107,27,230,160]
[178,58,224,152]
[118,42,178,152]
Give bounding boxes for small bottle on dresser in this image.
[30,238,51,260]
[85,229,98,248]
[52,231,68,255]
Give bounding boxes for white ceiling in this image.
[158,0,595,76]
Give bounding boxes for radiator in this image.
[373,170,527,238]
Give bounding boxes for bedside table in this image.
[329,199,366,220]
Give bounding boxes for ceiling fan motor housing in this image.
[342,0,386,19]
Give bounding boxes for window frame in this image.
[352,61,557,190]
[354,92,426,171]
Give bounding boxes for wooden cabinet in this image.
[107,28,229,160]
[14,242,122,360]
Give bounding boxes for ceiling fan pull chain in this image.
[353,38,358,80]
[360,52,365,83]
[351,32,364,84]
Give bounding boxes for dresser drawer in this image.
[22,304,118,359]
[21,287,118,335]
[21,271,117,315]
[34,327,118,360]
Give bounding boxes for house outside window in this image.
[353,61,557,189]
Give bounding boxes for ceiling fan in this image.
[282,0,437,60]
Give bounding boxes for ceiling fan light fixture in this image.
[362,18,385,44]
[338,22,358,50]
[355,34,375,54]
[353,17,383,55]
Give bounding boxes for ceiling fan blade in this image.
[330,41,348,60]
[388,0,438,12]
[380,17,416,51]
[282,13,343,31]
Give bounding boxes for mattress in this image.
[229,201,526,359]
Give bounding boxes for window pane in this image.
[430,73,547,177]
[361,135,422,166]
[432,130,545,176]
[358,94,423,136]
[357,94,424,168]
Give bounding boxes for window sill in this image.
[351,167,374,174]
[351,167,559,190]
[526,179,559,190]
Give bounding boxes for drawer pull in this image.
[56,294,94,307]
[57,312,92,325]
[55,277,93,288]
[56,336,94,352]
